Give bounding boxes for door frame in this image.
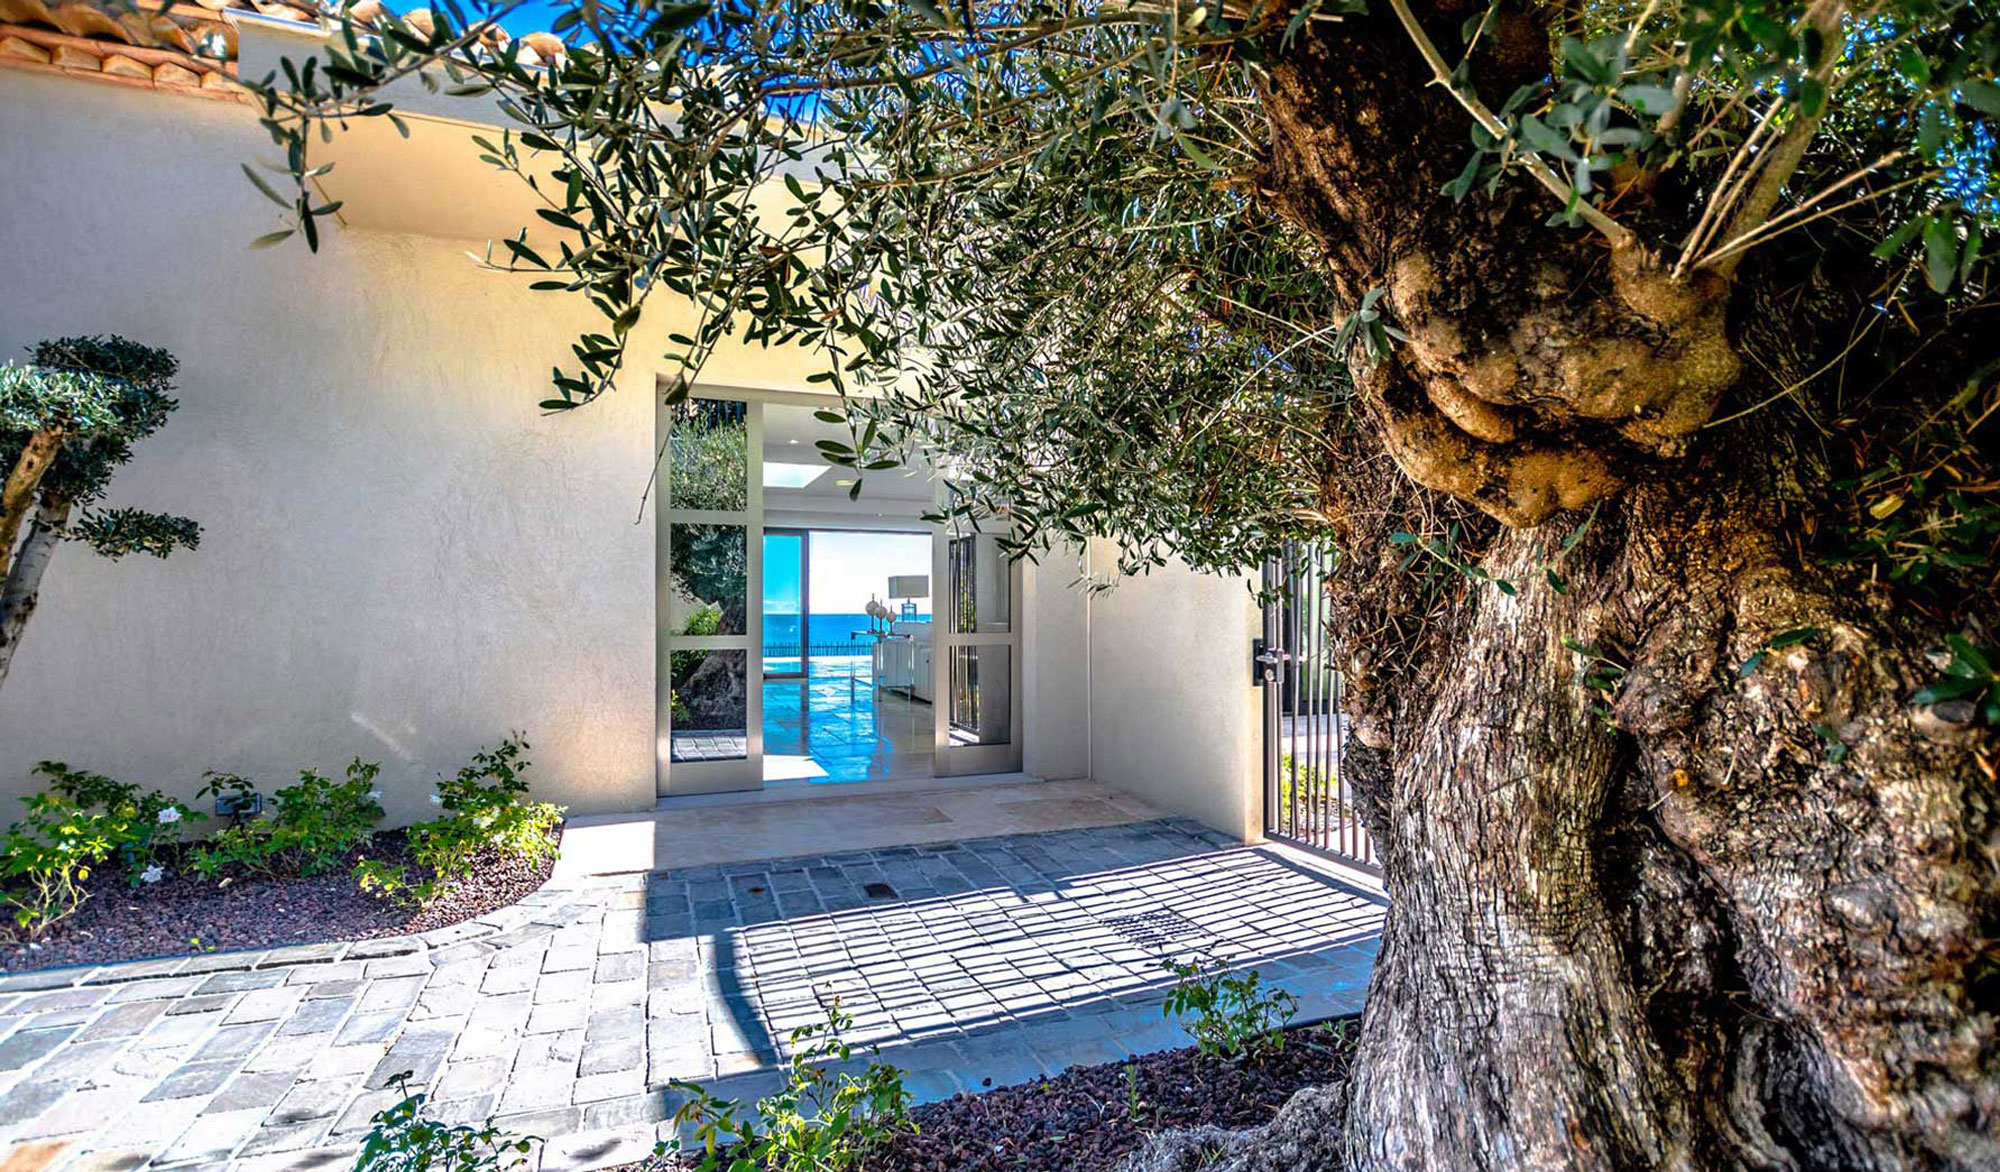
[932,527,1025,777]
[762,527,810,681]
[656,392,764,796]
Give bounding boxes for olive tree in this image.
[0,337,200,694]
[248,1,1997,1167]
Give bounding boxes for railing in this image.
[1260,541,1378,873]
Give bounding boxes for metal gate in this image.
[1257,541,1378,873]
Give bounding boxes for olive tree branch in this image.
[1382,0,1637,251]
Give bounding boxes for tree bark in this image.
[1124,3,1996,1168]
[0,428,65,582]
[0,498,71,693]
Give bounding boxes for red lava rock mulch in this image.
[648,1020,1358,1172]
[0,826,561,974]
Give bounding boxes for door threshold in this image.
[654,771,1041,811]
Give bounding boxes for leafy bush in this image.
[356,736,563,906]
[355,1075,540,1172]
[189,759,384,881]
[0,762,195,935]
[1162,957,1299,1060]
[666,1005,914,1172]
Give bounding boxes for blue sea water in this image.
[763,610,931,656]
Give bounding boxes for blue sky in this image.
[765,532,932,615]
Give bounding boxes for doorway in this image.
[656,391,1024,797]
[761,529,935,784]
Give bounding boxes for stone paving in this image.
[0,819,1383,1172]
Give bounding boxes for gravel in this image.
[647,1020,1359,1172]
[0,825,560,974]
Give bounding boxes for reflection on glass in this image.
[947,533,1011,634]
[669,524,747,635]
[670,649,747,762]
[763,532,805,677]
[667,398,747,512]
[949,645,1011,746]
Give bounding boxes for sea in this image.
[762,611,932,656]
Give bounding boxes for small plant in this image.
[1123,1061,1144,1123]
[666,1003,914,1172]
[355,1075,540,1172]
[0,762,195,936]
[355,736,563,906]
[189,759,384,881]
[1914,635,2000,725]
[1161,957,1299,1060]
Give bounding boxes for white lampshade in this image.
[887,575,929,599]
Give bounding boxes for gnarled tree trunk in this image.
[1125,2,1997,1168]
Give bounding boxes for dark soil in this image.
[0,825,560,974]
[651,1020,1358,1172]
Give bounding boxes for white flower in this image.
[140,864,165,885]
[428,793,444,806]
[367,791,384,802]
[156,806,182,825]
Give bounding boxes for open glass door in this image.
[763,529,807,679]
[932,525,1023,777]
[658,395,763,795]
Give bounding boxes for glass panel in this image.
[763,532,805,676]
[949,645,1012,746]
[670,649,747,762]
[669,524,747,635]
[667,397,748,512]
[947,533,1011,634]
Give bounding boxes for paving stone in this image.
[194,969,287,995]
[570,1066,645,1104]
[266,1076,360,1127]
[141,1057,243,1100]
[345,938,420,961]
[225,985,307,1024]
[578,1034,644,1078]
[195,1021,276,1061]
[275,995,353,1036]
[255,943,348,969]
[527,1000,589,1034]
[71,996,169,1040]
[539,1125,659,1171]
[433,1055,510,1101]
[365,1023,457,1089]
[334,1009,406,1046]
[106,976,205,1002]
[362,954,431,981]
[207,1068,303,1113]
[0,1076,70,1131]
[0,1025,77,1071]
[329,1088,407,1138]
[166,993,240,1017]
[285,963,364,986]
[592,951,644,984]
[55,1147,152,1172]
[157,1105,266,1164]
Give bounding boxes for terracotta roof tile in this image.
[0,1,571,100]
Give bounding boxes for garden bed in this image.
[0,825,560,974]
[650,1019,1357,1172]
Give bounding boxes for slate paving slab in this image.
[0,818,1381,1172]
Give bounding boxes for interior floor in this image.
[763,653,934,783]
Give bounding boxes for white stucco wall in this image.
[0,71,685,820]
[0,70,1108,822]
[1084,542,1263,841]
[1022,549,1090,783]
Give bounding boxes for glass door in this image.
[657,394,763,795]
[763,530,808,679]
[932,525,1023,777]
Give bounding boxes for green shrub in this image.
[190,759,384,881]
[0,762,195,935]
[355,1075,540,1172]
[666,1004,914,1172]
[1161,957,1299,1060]
[356,736,564,906]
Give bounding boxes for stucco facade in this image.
[0,59,1263,837]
